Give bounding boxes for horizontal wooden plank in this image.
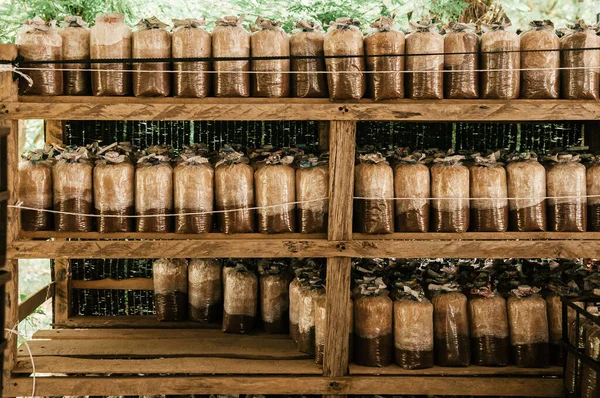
[4,375,564,397]
[19,231,326,240]
[55,315,221,329]
[9,239,335,259]
[354,232,600,240]
[14,357,321,375]
[350,363,562,376]
[71,277,153,291]
[32,328,290,340]
[3,97,600,121]
[18,282,54,322]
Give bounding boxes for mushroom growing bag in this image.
[289,277,302,343]
[174,146,214,234]
[215,148,255,233]
[365,16,405,100]
[545,278,581,365]
[354,153,394,234]
[135,148,173,232]
[520,20,560,99]
[296,156,329,233]
[546,154,586,232]
[469,292,510,366]
[90,13,131,96]
[507,286,550,367]
[324,18,366,100]
[258,260,291,334]
[222,262,258,334]
[172,19,211,98]
[132,17,171,97]
[59,16,90,95]
[444,22,479,99]
[406,21,444,99]
[290,20,328,97]
[188,259,222,323]
[587,156,600,231]
[16,17,63,95]
[430,155,470,233]
[212,16,250,97]
[294,259,326,354]
[561,21,600,100]
[251,17,290,98]
[394,152,429,232]
[153,258,188,321]
[93,143,135,233]
[354,289,393,367]
[431,288,470,367]
[18,147,54,231]
[470,153,508,232]
[481,24,520,99]
[254,151,296,234]
[581,311,600,398]
[53,146,93,232]
[507,153,547,231]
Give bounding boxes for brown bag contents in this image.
[172,19,210,98]
[507,153,547,231]
[90,13,131,96]
[365,16,405,100]
[507,286,550,367]
[582,308,600,398]
[354,153,394,234]
[153,258,188,321]
[132,17,171,97]
[289,278,302,343]
[215,147,255,233]
[58,16,90,95]
[561,21,600,100]
[315,296,353,365]
[295,259,326,354]
[174,145,214,234]
[520,20,560,99]
[135,146,173,232]
[354,287,393,367]
[53,146,93,232]
[324,18,366,100]
[393,152,429,232]
[406,20,444,99]
[393,283,434,369]
[469,293,510,366]
[213,16,250,97]
[430,155,469,233]
[546,154,586,232]
[290,20,327,98]
[481,24,520,99]
[250,17,290,98]
[253,150,296,234]
[258,260,291,334]
[545,276,582,365]
[93,143,135,233]
[17,17,63,95]
[296,156,329,233]
[470,153,508,232]
[18,146,54,231]
[188,259,222,323]
[444,22,479,99]
[222,261,258,333]
[587,156,600,231]
[431,289,470,367]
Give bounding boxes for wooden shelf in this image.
[2,97,600,121]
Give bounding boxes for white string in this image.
[15,65,600,74]
[5,327,35,398]
[354,194,599,200]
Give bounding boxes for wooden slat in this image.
[4,97,600,121]
[4,375,564,397]
[56,315,221,328]
[13,356,321,375]
[354,231,600,240]
[71,277,153,291]
[18,282,54,322]
[32,328,290,340]
[9,239,340,259]
[350,364,563,376]
[19,231,326,240]
[52,246,70,325]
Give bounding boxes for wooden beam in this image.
[349,364,563,376]
[55,315,222,329]
[3,97,600,121]
[32,328,289,340]
[4,375,564,397]
[71,277,153,291]
[18,282,54,322]
[354,231,600,240]
[19,231,326,240]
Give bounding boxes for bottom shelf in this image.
[8,328,564,397]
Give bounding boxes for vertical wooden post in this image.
[0,44,19,393]
[318,121,330,153]
[324,121,356,380]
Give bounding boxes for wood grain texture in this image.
[18,282,54,321]
[71,277,153,291]
[52,242,70,325]
[19,231,326,240]
[32,328,290,340]
[4,97,600,121]
[354,232,600,240]
[4,375,564,397]
[44,120,64,145]
[318,121,330,152]
[349,364,563,376]
[56,315,223,328]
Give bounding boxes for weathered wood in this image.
[0,44,18,103]
[349,364,563,376]
[18,282,54,322]
[19,231,326,240]
[3,97,600,121]
[44,120,64,145]
[52,242,70,325]
[32,328,290,340]
[4,374,564,397]
[13,356,321,375]
[57,315,222,328]
[10,239,338,259]
[318,121,330,152]
[354,231,600,240]
[71,277,153,291]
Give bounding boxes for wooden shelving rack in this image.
[1,43,597,397]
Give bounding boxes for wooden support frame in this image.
[18,282,54,322]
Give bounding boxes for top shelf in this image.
[2,97,600,121]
